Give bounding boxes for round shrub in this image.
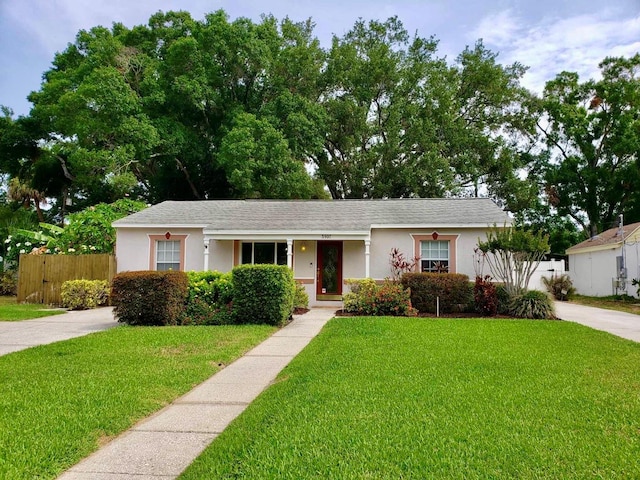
[508,290,555,319]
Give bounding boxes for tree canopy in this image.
[0,9,638,246]
[534,54,640,237]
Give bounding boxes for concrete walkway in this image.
[555,301,640,342]
[0,307,118,356]
[58,308,335,480]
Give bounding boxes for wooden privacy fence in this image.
[17,254,116,305]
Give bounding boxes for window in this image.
[241,242,288,265]
[156,240,181,271]
[420,240,449,272]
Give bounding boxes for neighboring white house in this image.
[566,222,640,297]
[112,198,511,307]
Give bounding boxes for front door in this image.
[317,241,343,300]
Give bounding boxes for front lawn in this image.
[570,294,640,316]
[0,324,276,479]
[0,295,66,321]
[181,317,640,479]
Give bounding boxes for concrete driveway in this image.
[555,301,640,342]
[0,307,118,356]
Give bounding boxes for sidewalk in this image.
[58,308,335,480]
[0,307,118,356]
[555,301,640,342]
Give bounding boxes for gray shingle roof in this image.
[113,198,511,232]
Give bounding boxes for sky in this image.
[1,0,639,117]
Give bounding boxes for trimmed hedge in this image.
[60,279,109,310]
[111,271,189,326]
[232,264,295,326]
[401,273,472,313]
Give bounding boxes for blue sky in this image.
[1,0,639,117]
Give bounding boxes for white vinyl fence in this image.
[527,259,567,292]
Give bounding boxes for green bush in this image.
[293,283,309,310]
[343,279,416,316]
[111,271,189,326]
[232,264,295,326]
[508,290,555,319]
[542,274,576,301]
[495,284,511,314]
[401,273,472,313]
[0,270,17,296]
[183,271,235,325]
[60,279,109,310]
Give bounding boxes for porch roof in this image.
[113,198,511,232]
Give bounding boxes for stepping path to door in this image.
[0,307,118,356]
[58,308,336,480]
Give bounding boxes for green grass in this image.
[0,324,276,479]
[570,294,640,316]
[0,295,66,321]
[181,317,640,479]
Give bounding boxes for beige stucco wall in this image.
[115,228,204,272]
[369,228,487,280]
[208,240,234,272]
[568,244,640,297]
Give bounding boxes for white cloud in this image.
[471,9,522,46]
[475,9,640,92]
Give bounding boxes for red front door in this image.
[317,241,343,298]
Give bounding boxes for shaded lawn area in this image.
[181,317,640,479]
[0,296,66,321]
[0,324,276,479]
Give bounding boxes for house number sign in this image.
[321,234,332,239]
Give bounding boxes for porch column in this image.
[365,239,371,278]
[203,238,210,271]
[287,239,293,269]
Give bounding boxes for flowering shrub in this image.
[343,279,417,316]
[474,275,498,316]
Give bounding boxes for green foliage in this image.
[0,270,17,296]
[60,279,109,310]
[232,264,295,326]
[0,295,66,321]
[401,273,472,313]
[632,279,640,298]
[508,290,555,319]
[474,275,498,316]
[343,279,416,316]
[56,199,147,254]
[183,271,235,325]
[542,274,576,301]
[477,225,550,296]
[0,324,275,478]
[293,283,309,310]
[318,19,532,203]
[111,271,188,325]
[181,318,640,479]
[495,284,511,315]
[536,54,640,236]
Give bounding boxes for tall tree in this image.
[314,18,534,205]
[536,54,640,236]
[13,10,327,210]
